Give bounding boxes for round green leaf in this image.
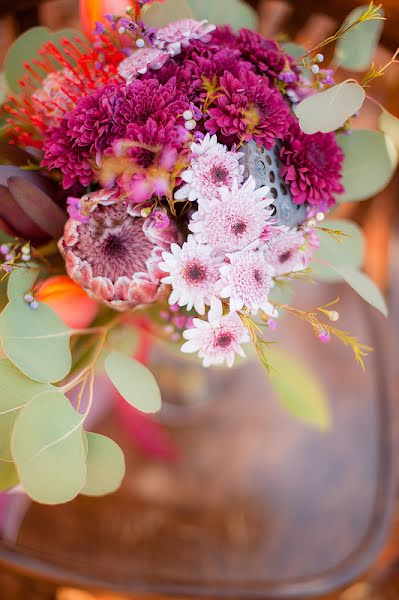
[337,130,398,202]
[144,0,193,27]
[335,5,384,71]
[282,42,307,60]
[7,263,40,301]
[296,82,365,134]
[5,27,85,93]
[331,266,387,317]
[0,461,19,492]
[12,390,86,504]
[81,432,125,497]
[188,0,257,30]
[0,297,72,383]
[0,358,51,460]
[312,219,364,282]
[379,110,399,150]
[105,351,162,414]
[268,349,331,431]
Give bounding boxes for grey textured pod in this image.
[241,140,307,229]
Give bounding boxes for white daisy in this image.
[154,19,216,57]
[189,177,273,253]
[181,297,250,367]
[219,250,276,315]
[174,134,244,204]
[159,235,222,315]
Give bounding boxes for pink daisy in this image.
[189,177,273,253]
[181,297,250,367]
[174,134,244,203]
[219,250,275,314]
[118,48,170,83]
[59,190,178,310]
[154,19,216,57]
[159,235,222,315]
[263,229,308,276]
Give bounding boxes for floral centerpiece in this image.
[0,0,398,504]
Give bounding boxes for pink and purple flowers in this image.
[15,14,346,368]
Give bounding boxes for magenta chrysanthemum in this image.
[279,120,345,208]
[205,70,290,146]
[42,79,189,189]
[235,29,299,84]
[59,190,178,309]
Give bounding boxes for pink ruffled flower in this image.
[154,19,216,57]
[279,119,345,208]
[205,70,290,146]
[159,235,222,315]
[263,228,308,276]
[219,250,275,315]
[189,177,273,253]
[59,189,178,310]
[118,48,170,83]
[181,297,250,367]
[174,134,244,203]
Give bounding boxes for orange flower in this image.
[36,276,99,329]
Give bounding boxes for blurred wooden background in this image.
[0,1,398,599]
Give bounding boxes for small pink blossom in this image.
[174,134,244,203]
[118,48,170,83]
[181,297,250,367]
[154,19,216,57]
[263,229,308,277]
[219,250,275,315]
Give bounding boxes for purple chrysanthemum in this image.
[42,79,189,189]
[205,70,290,146]
[59,190,179,309]
[279,119,345,208]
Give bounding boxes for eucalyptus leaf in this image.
[81,432,125,497]
[312,219,364,282]
[0,460,19,492]
[144,0,193,27]
[105,351,162,414]
[0,296,72,383]
[379,110,399,150]
[296,82,365,134]
[332,266,388,316]
[337,130,398,202]
[187,0,257,30]
[5,27,85,93]
[335,5,384,71]
[269,282,294,305]
[7,263,40,301]
[12,390,86,504]
[268,349,331,430]
[0,358,51,461]
[282,42,307,60]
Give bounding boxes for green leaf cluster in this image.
[0,269,162,502]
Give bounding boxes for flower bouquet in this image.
[0,0,397,504]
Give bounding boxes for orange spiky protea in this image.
[4,35,125,148]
